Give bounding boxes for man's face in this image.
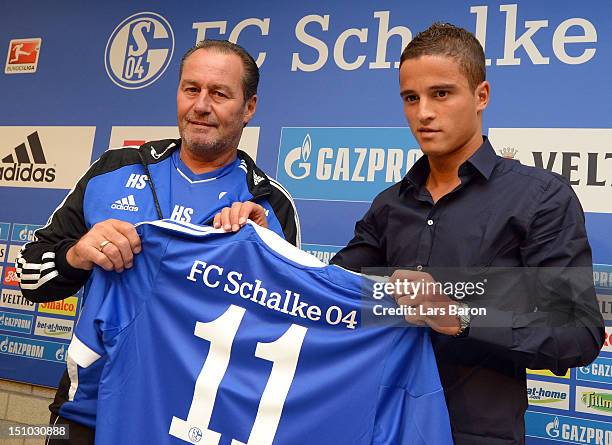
[177,49,256,159]
[399,55,488,159]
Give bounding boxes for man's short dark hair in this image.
[400,23,486,91]
[179,39,259,101]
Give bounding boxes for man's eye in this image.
[185,87,198,94]
[213,91,228,98]
[435,90,448,98]
[404,95,418,103]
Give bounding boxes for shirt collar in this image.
[400,136,497,193]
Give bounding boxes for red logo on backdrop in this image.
[123,140,146,147]
[603,327,612,353]
[3,266,19,287]
[5,38,42,74]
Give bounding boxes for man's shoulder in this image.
[498,157,574,196]
[88,139,178,176]
[371,181,404,206]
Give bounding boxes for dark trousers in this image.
[46,413,95,445]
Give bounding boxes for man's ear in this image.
[243,94,257,125]
[475,81,490,113]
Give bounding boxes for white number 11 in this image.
[169,305,308,444]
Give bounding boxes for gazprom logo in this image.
[285,134,312,180]
[277,128,421,202]
[105,12,174,90]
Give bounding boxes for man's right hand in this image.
[66,219,141,273]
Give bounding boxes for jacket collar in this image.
[138,139,273,198]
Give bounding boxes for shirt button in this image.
[427,219,434,226]
[416,265,423,271]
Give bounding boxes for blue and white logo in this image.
[526,411,612,444]
[576,356,612,385]
[105,12,174,90]
[277,128,421,202]
[11,223,42,243]
[188,427,202,442]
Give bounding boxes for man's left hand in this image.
[213,201,268,232]
[390,270,462,336]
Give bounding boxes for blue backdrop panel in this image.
[1,1,611,442]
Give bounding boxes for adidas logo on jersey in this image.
[253,172,265,186]
[111,195,139,212]
[0,131,56,183]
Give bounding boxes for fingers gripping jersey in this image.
[68,221,452,445]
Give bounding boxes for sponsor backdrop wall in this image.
[1,1,611,443]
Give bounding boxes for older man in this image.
[18,40,299,444]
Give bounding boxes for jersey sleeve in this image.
[15,169,93,302]
[67,223,169,368]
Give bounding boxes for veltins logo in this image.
[599,295,612,322]
[526,411,612,444]
[576,386,612,416]
[488,128,612,213]
[0,127,95,189]
[108,126,260,161]
[0,289,35,312]
[5,38,41,74]
[526,380,570,410]
[105,12,174,89]
[277,128,421,202]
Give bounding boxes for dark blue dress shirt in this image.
[331,137,604,445]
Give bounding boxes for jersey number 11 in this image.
[169,304,308,444]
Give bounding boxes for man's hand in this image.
[390,270,461,336]
[66,219,141,273]
[213,202,268,232]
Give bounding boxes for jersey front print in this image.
[68,220,451,444]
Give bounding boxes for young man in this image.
[17,40,299,444]
[329,23,604,444]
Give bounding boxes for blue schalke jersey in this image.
[68,220,451,444]
[60,151,288,427]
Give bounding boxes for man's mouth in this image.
[188,119,216,127]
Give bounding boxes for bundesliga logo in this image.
[5,38,41,74]
[0,131,56,183]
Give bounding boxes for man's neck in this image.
[426,134,483,202]
[179,146,237,174]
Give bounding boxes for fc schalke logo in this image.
[105,12,174,89]
[188,427,203,442]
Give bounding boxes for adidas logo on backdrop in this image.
[0,131,55,182]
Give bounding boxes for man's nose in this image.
[193,91,212,114]
[416,98,435,122]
